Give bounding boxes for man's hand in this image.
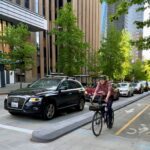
[97,91,106,95]
[104,98,108,103]
[91,95,95,101]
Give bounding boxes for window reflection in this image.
[25,0,29,8]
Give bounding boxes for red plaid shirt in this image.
[95,81,112,96]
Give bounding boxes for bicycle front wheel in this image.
[92,111,103,136]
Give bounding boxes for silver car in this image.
[118,83,134,97]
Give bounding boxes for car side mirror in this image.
[27,84,31,88]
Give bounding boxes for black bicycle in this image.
[89,96,114,136]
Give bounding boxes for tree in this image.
[143,60,150,80]
[98,25,132,80]
[101,0,150,50]
[50,3,88,76]
[0,24,36,87]
[130,60,147,81]
[87,51,100,77]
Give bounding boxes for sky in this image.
[143,50,150,60]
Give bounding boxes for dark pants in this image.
[97,96,113,118]
[107,98,113,119]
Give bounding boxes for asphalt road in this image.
[0,94,149,150]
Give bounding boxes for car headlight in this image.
[29,97,42,102]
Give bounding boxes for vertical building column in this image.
[96,0,100,50]
[39,0,44,77]
[78,0,82,29]
[51,0,56,72]
[45,0,50,74]
[89,0,93,52]
[72,0,78,17]
[29,0,35,12]
[12,0,16,4]
[63,0,67,5]
[93,0,96,50]
[25,32,37,82]
[20,0,25,7]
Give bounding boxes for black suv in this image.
[4,76,85,120]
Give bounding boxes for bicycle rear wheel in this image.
[106,110,114,129]
[92,111,103,136]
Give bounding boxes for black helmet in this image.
[99,75,107,80]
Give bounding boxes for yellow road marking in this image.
[116,105,150,136]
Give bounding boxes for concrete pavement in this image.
[1,83,150,144]
[32,92,150,143]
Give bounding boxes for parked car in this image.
[131,82,144,94]
[111,83,120,100]
[4,76,85,120]
[118,82,134,97]
[140,81,149,92]
[85,82,119,101]
[148,82,150,90]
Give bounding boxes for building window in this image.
[25,0,29,8]
[16,0,20,5]
[49,0,51,20]
[59,0,63,8]
[67,0,72,3]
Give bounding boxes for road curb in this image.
[31,92,150,143]
[32,116,92,143]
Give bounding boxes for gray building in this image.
[107,1,125,31]
[0,0,47,87]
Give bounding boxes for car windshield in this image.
[29,78,61,90]
[131,83,137,87]
[119,83,128,87]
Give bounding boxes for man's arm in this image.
[92,82,99,101]
[105,82,112,102]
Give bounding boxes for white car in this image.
[118,83,134,97]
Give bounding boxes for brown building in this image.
[0,0,101,86]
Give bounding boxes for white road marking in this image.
[126,128,137,135]
[138,124,149,134]
[0,124,33,134]
[125,108,135,114]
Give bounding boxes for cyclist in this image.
[92,75,113,123]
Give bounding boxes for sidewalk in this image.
[0,82,29,95]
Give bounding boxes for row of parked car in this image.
[3,74,150,120]
[85,81,150,101]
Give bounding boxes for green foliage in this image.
[0,24,36,72]
[87,51,100,77]
[143,60,150,80]
[50,3,88,76]
[130,60,147,81]
[98,25,132,80]
[101,0,150,50]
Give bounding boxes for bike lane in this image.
[116,104,150,142]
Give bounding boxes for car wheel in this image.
[42,103,56,120]
[77,98,85,111]
[128,92,131,97]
